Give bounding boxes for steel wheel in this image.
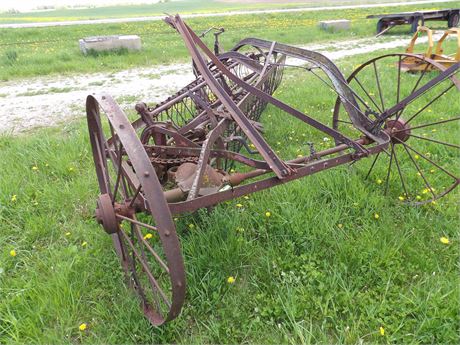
[333,55,460,204]
[86,93,186,325]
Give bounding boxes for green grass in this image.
[1,0,459,81]
[0,49,458,343]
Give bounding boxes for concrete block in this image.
[79,35,142,54]
[318,19,351,31]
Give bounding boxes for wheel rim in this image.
[333,54,460,204]
[86,94,186,325]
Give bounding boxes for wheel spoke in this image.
[393,116,460,133]
[119,229,172,309]
[135,230,170,274]
[394,138,458,180]
[400,143,436,199]
[94,134,112,196]
[348,87,374,114]
[131,223,163,313]
[111,143,124,202]
[128,185,143,208]
[353,75,383,113]
[392,145,409,198]
[384,144,395,195]
[396,56,401,105]
[116,214,158,232]
[405,84,455,125]
[410,63,430,94]
[365,152,381,180]
[130,215,170,273]
[373,61,385,111]
[408,133,460,149]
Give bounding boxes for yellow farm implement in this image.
[402,26,460,72]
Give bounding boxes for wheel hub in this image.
[384,118,411,144]
[95,194,119,234]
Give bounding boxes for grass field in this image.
[1,0,459,81]
[0,0,443,23]
[0,45,459,344]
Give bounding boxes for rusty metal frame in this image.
[85,14,460,326]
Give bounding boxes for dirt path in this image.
[0,34,441,134]
[0,0,456,29]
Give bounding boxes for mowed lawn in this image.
[0,45,458,344]
[1,0,459,80]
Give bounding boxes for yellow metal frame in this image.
[406,26,434,56]
[434,27,460,62]
[402,26,459,71]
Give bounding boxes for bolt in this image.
[119,124,124,129]
[165,230,171,236]
[144,171,150,177]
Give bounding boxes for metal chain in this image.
[150,156,200,165]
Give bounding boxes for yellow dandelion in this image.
[422,188,430,194]
[416,172,421,176]
[188,223,195,229]
[379,326,385,336]
[376,179,382,185]
[440,237,450,245]
[11,195,17,202]
[65,232,71,236]
[416,195,422,200]
[68,167,74,172]
[81,241,87,247]
[236,227,244,233]
[338,223,343,229]
[32,166,39,171]
[79,323,87,331]
[10,249,16,257]
[265,211,271,218]
[398,196,405,201]
[430,169,435,173]
[236,203,243,208]
[374,213,380,220]
[243,196,249,200]
[414,154,420,160]
[227,276,236,284]
[143,233,153,240]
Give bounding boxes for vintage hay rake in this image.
[86,15,460,325]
